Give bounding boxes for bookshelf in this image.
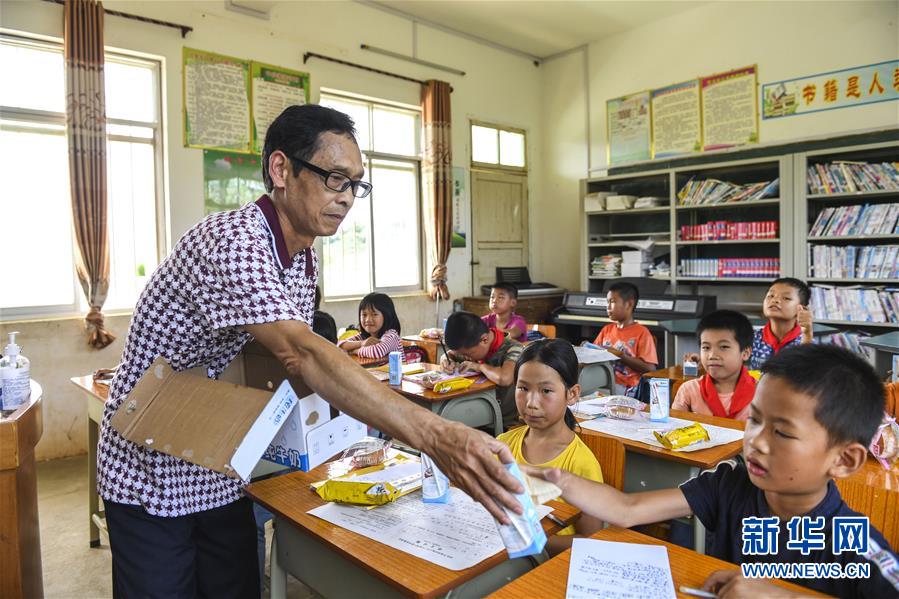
[796,141,899,332]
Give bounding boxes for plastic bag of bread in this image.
[870,413,899,470]
[602,396,645,420]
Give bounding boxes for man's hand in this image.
[797,305,813,343]
[703,569,799,598]
[421,421,524,523]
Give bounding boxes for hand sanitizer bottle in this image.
[1,332,31,413]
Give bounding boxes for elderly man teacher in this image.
[96,105,522,598]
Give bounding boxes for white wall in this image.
[1,0,543,459]
[539,0,899,292]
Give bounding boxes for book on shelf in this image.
[808,245,899,280]
[817,330,872,359]
[680,220,778,241]
[808,203,899,237]
[807,161,899,195]
[811,285,899,324]
[679,258,779,279]
[677,177,779,206]
[591,254,622,277]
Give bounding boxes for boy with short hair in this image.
[482,283,528,342]
[593,281,658,395]
[529,344,899,598]
[673,310,756,421]
[442,311,523,430]
[751,277,813,370]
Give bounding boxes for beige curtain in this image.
[421,80,453,301]
[65,0,115,349]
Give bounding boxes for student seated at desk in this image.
[593,281,658,396]
[441,311,523,431]
[750,277,813,370]
[674,310,757,422]
[337,292,402,359]
[498,339,603,555]
[482,282,528,342]
[527,344,899,598]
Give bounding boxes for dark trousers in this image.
[105,498,260,599]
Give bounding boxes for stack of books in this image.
[808,203,899,237]
[591,254,621,277]
[808,245,899,279]
[677,177,779,206]
[807,161,899,195]
[679,258,780,279]
[621,250,651,277]
[811,285,899,324]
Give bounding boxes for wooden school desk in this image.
[836,457,899,549]
[486,526,825,598]
[1,381,44,599]
[385,363,503,436]
[246,464,579,599]
[643,364,705,397]
[576,409,745,553]
[402,335,442,365]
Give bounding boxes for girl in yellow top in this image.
[498,338,604,555]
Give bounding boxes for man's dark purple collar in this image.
[254,194,312,276]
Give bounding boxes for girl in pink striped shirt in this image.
[338,292,403,359]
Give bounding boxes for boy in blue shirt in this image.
[528,344,899,598]
[750,277,813,370]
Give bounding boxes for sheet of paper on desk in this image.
[580,413,744,452]
[566,538,676,599]
[573,346,618,364]
[309,488,552,570]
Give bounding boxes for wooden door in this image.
[470,169,528,293]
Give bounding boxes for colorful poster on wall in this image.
[762,59,899,119]
[184,48,252,152]
[250,62,310,154]
[651,79,701,158]
[451,166,467,248]
[701,65,758,151]
[607,91,651,165]
[203,150,265,215]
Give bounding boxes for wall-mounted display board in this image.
[701,65,758,151]
[183,48,252,152]
[651,79,701,158]
[251,62,310,154]
[762,59,899,119]
[607,91,652,165]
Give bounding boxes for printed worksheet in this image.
[573,346,619,364]
[309,489,551,570]
[566,539,676,599]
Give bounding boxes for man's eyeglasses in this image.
[295,158,372,198]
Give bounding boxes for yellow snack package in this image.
[314,459,422,506]
[654,422,710,450]
[433,376,474,394]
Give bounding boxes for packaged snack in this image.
[340,437,391,468]
[603,396,645,420]
[654,422,710,450]
[493,462,547,559]
[683,360,699,377]
[524,474,562,505]
[421,453,450,503]
[315,460,421,505]
[870,414,899,470]
[388,351,403,386]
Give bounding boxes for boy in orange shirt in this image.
[593,282,658,396]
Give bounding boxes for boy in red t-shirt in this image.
[593,282,658,395]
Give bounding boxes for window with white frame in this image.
[470,122,527,169]
[0,35,163,318]
[318,92,422,298]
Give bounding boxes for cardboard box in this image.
[111,351,366,480]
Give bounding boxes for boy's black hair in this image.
[514,339,579,431]
[444,311,489,350]
[697,309,754,351]
[491,282,518,300]
[314,285,322,311]
[358,293,401,339]
[262,104,358,193]
[769,277,811,306]
[312,310,337,344]
[761,344,885,446]
[608,281,639,307]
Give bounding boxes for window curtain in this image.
[65,0,115,348]
[421,80,453,301]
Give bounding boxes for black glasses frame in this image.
[294,158,373,198]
